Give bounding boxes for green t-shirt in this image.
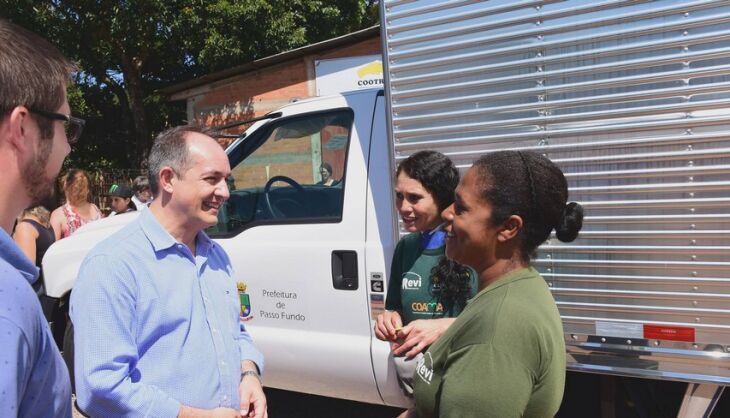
[385,233,476,325]
[413,267,566,418]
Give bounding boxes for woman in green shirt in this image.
[374,151,476,399]
[410,151,584,418]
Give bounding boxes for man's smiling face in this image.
[170,132,231,231]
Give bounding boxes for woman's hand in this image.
[392,318,455,359]
[375,310,403,342]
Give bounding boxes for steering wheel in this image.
[263,175,306,218]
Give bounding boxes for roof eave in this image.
[160,25,381,98]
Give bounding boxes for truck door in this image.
[365,94,412,408]
[208,93,382,403]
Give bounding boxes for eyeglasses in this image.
[28,108,85,144]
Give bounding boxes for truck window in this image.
[209,110,353,236]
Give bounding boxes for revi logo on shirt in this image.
[401,272,422,290]
[416,352,434,385]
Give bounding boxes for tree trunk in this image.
[101,75,133,163]
[120,54,150,169]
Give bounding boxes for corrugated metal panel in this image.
[382,0,730,382]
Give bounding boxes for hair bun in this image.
[555,202,584,242]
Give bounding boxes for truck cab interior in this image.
[208,109,353,237]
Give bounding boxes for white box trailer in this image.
[380,0,730,414]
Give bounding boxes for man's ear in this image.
[158,167,177,194]
[497,214,523,242]
[4,106,32,153]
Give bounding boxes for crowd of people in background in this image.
[11,173,153,233]
[10,172,153,296]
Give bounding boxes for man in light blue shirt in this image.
[71,126,267,418]
[0,19,77,418]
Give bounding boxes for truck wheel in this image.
[63,320,75,393]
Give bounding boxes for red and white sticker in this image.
[643,325,695,342]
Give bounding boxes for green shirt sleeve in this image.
[385,237,406,311]
[438,344,534,418]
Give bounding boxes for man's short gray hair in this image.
[147,125,213,196]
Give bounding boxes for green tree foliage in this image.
[1,0,378,169]
[193,0,378,71]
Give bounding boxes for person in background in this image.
[374,151,476,400]
[410,151,584,418]
[107,184,137,216]
[316,162,336,186]
[12,206,55,294]
[0,18,77,418]
[72,125,267,418]
[50,169,101,239]
[132,175,152,209]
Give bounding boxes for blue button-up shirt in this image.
[71,209,264,417]
[0,228,72,418]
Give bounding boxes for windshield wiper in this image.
[211,112,283,139]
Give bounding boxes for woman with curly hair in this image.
[50,169,101,239]
[375,150,476,399]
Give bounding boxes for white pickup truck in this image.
[44,0,730,414]
[46,88,409,406]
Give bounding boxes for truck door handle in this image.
[332,251,358,290]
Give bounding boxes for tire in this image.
[62,320,75,394]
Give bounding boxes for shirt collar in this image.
[421,229,446,250]
[195,230,214,257]
[139,208,214,255]
[0,227,39,284]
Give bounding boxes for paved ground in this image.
[265,388,401,417]
[70,376,730,417]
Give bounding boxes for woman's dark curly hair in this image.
[473,151,584,262]
[397,151,473,311]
